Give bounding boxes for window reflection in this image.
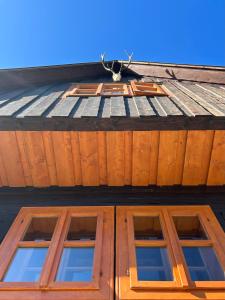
[56,247,94,282]
[136,247,173,281]
[3,248,48,282]
[183,247,225,281]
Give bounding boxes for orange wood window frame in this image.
[117,205,225,300]
[0,206,114,300]
[62,81,167,98]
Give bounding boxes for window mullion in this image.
[163,209,189,288]
[39,208,68,288]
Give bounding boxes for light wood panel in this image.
[207,131,225,185]
[182,130,214,185]
[157,131,187,185]
[0,130,224,187]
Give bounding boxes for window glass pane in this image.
[56,247,94,282]
[183,247,225,281]
[134,216,163,240]
[3,248,48,282]
[67,217,97,240]
[136,247,173,281]
[23,217,57,241]
[173,216,207,240]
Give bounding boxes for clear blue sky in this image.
[0,0,225,69]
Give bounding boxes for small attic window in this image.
[62,81,167,98]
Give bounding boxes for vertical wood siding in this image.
[0,130,224,187]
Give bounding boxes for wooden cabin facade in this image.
[0,61,224,300]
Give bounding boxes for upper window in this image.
[62,81,167,98]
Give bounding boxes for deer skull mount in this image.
[100,52,133,82]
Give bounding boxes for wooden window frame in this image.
[117,205,225,300]
[127,209,183,289]
[62,81,167,98]
[0,206,114,300]
[130,81,167,96]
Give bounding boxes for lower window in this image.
[0,205,225,300]
[0,206,114,300]
[117,205,225,300]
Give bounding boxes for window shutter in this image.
[130,81,167,96]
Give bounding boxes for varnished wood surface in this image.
[0,206,114,300]
[117,206,225,300]
[0,130,224,187]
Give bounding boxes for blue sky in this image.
[0,0,224,68]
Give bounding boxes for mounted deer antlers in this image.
[100,51,133,82]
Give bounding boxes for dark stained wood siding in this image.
[0,187,224,242]
[0,80,225,130]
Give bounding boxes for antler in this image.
[100,53,115,73]
[119,50,133,72]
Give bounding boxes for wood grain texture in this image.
[24,132,50,187]
[51,131,75,186]
[79,132,100,186]
[0,130,224,187]
[207,131,225,185]
[132,131,153,186]
[182,130,214,185]
[0,132,25,187]
[157,131,187,185]
[106,132,125,186]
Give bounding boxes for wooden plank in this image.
[125,98,140,117]
[100,98,111,118]
[0,141,8,186]
[70,132,82,185]
[134,96,156,116]
[157,131,187,185]
[24,132,50,187]
[23,83,69,117]
[73,98,88,118]
[106,132,125,186]
[46,96,79,117]
[0,132,25,187]
[110,96,126,117]
[156,96,183,116]
[0,89,27,108]
[207,131,225,185]
[81,97,101,117]
[174,82,225,116]
[0,85,51,116]
[196,84,225,104]
[124,131,132,185]
[182,130,214,185]
[132,131,152,186]
[163,81,210,116]
[15,132,33,186]
[150,97,167,116]
[78,132,100,186]
[189,83,225,106]
[51,132,75,186]
[42,132,58,185]
[97,132,107,185]
[148,131,160,185]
